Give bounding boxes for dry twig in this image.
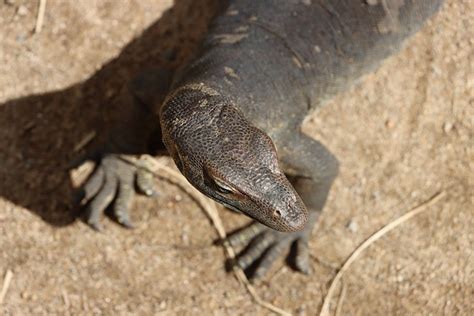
[319,191,446,316]
[335,280,346,316]
[0,270,13,305]
[62,289,70,308]
[35,0,47,34]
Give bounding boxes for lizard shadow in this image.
[0,0,218,227]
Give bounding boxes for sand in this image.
[1,0,472,314]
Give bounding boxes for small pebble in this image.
[346,219,358,233]
[181,232,189,244]
[385,118,396,129]
[17,5,28,16]
[443,122,454,133]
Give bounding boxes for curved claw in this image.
[225,216,317,279]
[78,154,157,230]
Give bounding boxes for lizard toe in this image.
[84,172,117,230]
[113,178,135,229]
[294,236,312,275]
[223,221,266,247]
[136,166,158,197]
[253,237,291,279]
[77,166,105,206]
[236,232,276,271]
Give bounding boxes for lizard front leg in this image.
[77,69,172,230]
[226,133,339,279]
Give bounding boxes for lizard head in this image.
[160,87,308,232]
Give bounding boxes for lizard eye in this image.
[203,168,235,195]
[213,178,234,194]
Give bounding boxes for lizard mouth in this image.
[205,189,307,232]
[234,192,308,232]
[202,172,309,232]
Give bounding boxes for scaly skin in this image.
[79,0,444,278]
[161,85,309,232]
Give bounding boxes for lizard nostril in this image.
[273,210,282,218]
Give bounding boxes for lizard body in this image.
[79,0,444,278]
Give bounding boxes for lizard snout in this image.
[277,194,308,232]
[285,199,308,232]
[255,178,308,232]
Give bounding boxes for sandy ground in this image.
[0,0,472,315]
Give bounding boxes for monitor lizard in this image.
[77,0,444,279]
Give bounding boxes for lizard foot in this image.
[224,212,319,279]
[77,154,157,231]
